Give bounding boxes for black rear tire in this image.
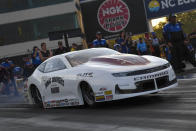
[81,83,96,107]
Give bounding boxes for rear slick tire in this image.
[81,84,96,107]
[32,88,43,108]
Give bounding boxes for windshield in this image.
[65,48,120,67]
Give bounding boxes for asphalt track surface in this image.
[0,70,196,131]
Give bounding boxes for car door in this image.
[42,58,67,102]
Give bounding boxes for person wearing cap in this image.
[163,14,187,73]
[55,41,68,55]
[114,39,122,52]
[92,31,108,48]
[23,61,34,79]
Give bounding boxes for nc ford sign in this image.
[145,0,196,19]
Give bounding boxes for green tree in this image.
[153,10,196,39]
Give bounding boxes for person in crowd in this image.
[117,31,129,53]
[151,33,160,57]
[55,41,68,55]
[129,40,138,55]
[127,36,137,54]
[32,46,42,69]
[159,41,167,59]
[39,42,53,62]
[2,59,19,96]
[13,66,23,79]
[114,39,122,52]
[0,65,10,95]
[145,38,153,55]
[163,13,189,73]
[137,37,148,55]
[92,31,108,48]
[183,38,196,66]
[114,44,122,52]
[23,61,34,80]
[71,43,78,51]
[165,45,172,63]
[188,28,196,53]
[189,28,196,52]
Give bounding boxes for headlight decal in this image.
[112,63,170,77]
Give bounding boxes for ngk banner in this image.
[80,0,148,42]
[145,0,196,19]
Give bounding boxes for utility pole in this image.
[75,0,88,49]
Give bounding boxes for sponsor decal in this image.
[106,95,113,101]
[50,100,57,107]
[148,0,160,12]
[134,71,168,81]
[97,0,130,33]
[95,91,104,96]
[99,88,107,91]
[77,72,93,77]
[52,77,64,86]
[45,78,52,88]
[55,100,61,107]
[51,87,60,94]
[60,99,69,106]
[45,77,64,89]
[68,99,80,106]
[44,98,80,108]
[104,90,112,95]
[96,96,105,101]
[146,0,196,19]
[44,101,51,108]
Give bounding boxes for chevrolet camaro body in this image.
[25,48,178,108]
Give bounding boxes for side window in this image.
[38,62,46,72]
[44,58,66,73]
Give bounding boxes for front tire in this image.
[31,88,43,108]
[81,83,96,107]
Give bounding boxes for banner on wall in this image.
[145,0,196,19]
[80,0,148,42]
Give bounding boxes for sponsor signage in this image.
[145,0,196,19]
[80,0,148,42]
[97,0,130,33]
[134,71,169,81]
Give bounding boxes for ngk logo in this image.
[98,0,130,33]
[102,5,123,16]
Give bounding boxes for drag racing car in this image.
[25,48,178,108]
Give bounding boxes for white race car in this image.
[25,48,177,108]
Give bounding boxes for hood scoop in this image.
[90,54,150,66]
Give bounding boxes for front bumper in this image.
[95,65,178,102]
[111,65,177,101]
[115,77,177,94]
[113,79,178,101]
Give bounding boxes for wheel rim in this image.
[83,86,95,105]
[35,89,42,102]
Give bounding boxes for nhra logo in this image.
[97,0,130,33]
[148,0,160,12]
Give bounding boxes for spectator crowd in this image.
[0,42,79,96]
[0,14,196,96]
